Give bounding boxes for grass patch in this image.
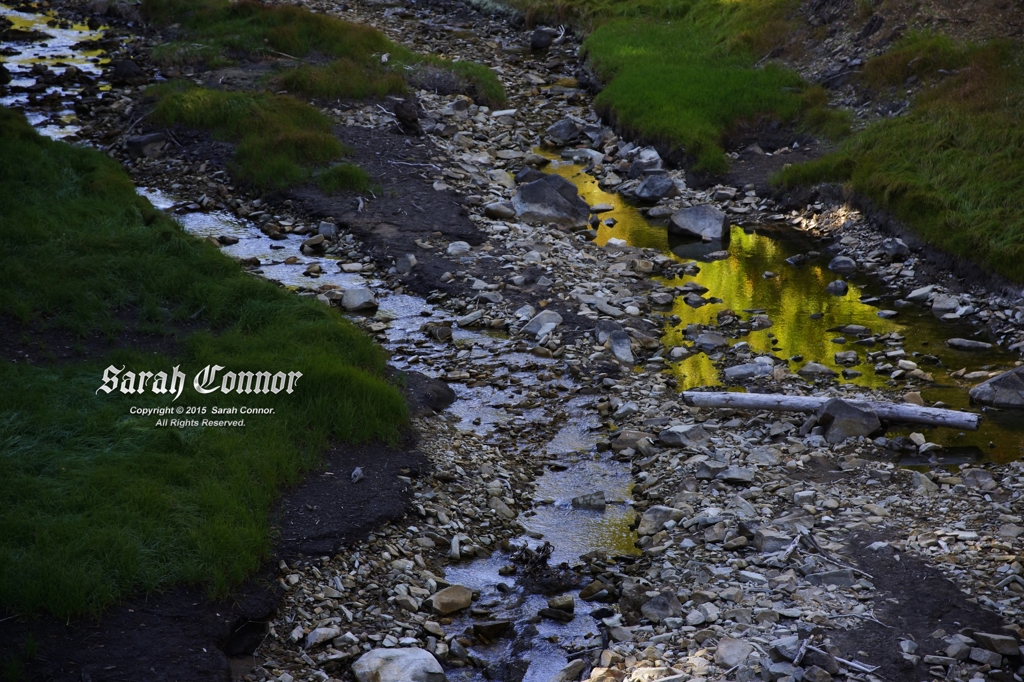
[858,30,975,91]
[582,0,847,172]
[147,81,351,190]
[316,162,371,194]
[143,0,506,107]
[774,41,1024,281]
[0,106,406,616]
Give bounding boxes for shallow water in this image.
[541,154,1024,461]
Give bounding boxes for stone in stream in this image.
[641,591,683,622]
[834,350,859,365]
[342,287,378,312]
[607,330,634,365]
[634,174,678,201]
[521,309,562,337]
[946,337,993,351]
[571,490,606,509]
[512,174,590,227]
[694,332,729,351]
[723,363,772,380]
[825,280,849,296]
[906,284,934,302]
[827,256,857,274]
[427,585,473,615]
[352,648,446,682]
[797,362,837,379]
[817,397,881,443]
[930,293,959,317]
[548,594,575,613]
[538,607,574,622]
[545,118,582,145]
[473,620,510,641]
[668,204,728,241]
[969,367,1024,407]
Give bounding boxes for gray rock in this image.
[825,280,849,296]
[969,367,1024,408]
[806,568,857,587]
[962,468,997,490]
[456,310,485,327]
[930,293,959,317]
[911,471,939,495]
[827,256,857,274]
[484,201,516,220]
[641,591,683,623]
[973,632,1019,656]
[754,529,793,553]
[634,175,678,201]
[694,332,729,351]
[881,237,911,259]
[768,661,800,681]
[695,460,728,480]
[969,647,1003,667]
[550,659,586,682]
[352,648,446,682]
[305,626,340,648]
[803,665,833,682]
[396,253,417,275]
[342,287,378,312]
[834,350,858,365]
[637,506,686,535]
[717,465,755,485]
[571,491,606,509]
[771,635,801,661]
[715,637,754,667]
[522,310,563,337]
[608,330,634,365]
[668,204,729,241]
[317,221,338,238]
[530,27,555,50]
[817,397,880,443]
[906,284,934,302]
[513,175,590,227]
[724,363,772,380]
[110,59,147,85]
[946,337,993,351]
[545,118,582,145]
[797,362,838,378]
[658,424,709,447]
[627,147,663,177]
[126,132,166,159]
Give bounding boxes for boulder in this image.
[973,632,1019,656]
[110,59,147,85]
[694,332,729,351]
[428,585,473,615]
[797,362,838,379]
[551,660,586,682]
[817,397,880,443]
[881,237,911,260]
[608,330,634,365]
[969,366,1024,408]
[512,174,590,227]
[825,280,848,296]
[930,294,959,317]
[522,309,562,337]
[484,201,516,219]
[946,337,993,351]
[545,118,582,145]
[530,27,555,50]
[640,591,683,623]
[658,423,709,447]
[906,284,934,302]
[634,175,678,201]
[342,287,378,312]
[637,506,686,535]
[627,147,663,177]
[717,465,755,485]
[352,648,446,682]
[827,256,857,274]
[715,637,754,668]
[571,491,606,509]
[753,529,793,553]
[126,132,166,159]
[668,204,728,241]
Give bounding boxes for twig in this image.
[799,529,873,579]
[792,637,809,666]
[0,614,20,625]
[565,646,602,660]
[388,160,441,171]
[826,613,893,629]
[807,645,880,673]
[263,47,314,63]
[781,533,802,562]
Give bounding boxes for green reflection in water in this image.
[538,151,1024,462]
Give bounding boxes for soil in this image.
[832,530,1009,681]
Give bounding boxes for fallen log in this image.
[679,391,981,431]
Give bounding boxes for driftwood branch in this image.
[680,391,981,431]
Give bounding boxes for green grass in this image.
[316,162,371,194]
[142,0,506,107]
[147,81,352,190]
[583,3,848,172]
[0,106,407,616]
[775,39,1024,282]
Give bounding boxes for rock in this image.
[906,284,934,302]
[446,241,471,256]
[545,118,582,145]
[547,594,575,613]
[473,620,510,641]
[825,280,848,296]
[110,59,147,85]
[753,529,793,553]
[723,363,772,380]
[911,471,939,495]
[962,468,997,490]
[717,465,754,485]
[634,175,678,201]
[342,288,378,312]
[531,27,555,50]
[817,397,880,443]
[457,310,485,327]
[806,569,857,587]
[571,491,606,509]
[396,253,417,275]
[428,585,473,615]
[881,237,910,259]
[637,506,686,535]
[969,647,1003,667]
[768,661,799,681]
[514,168,546,184]
[608,330,634,365]
[522,310,562,337]
[550,659,586,682]
[484,202,516,220]
[352,648,446,682]
[797,362,837,379]
[694,332,729,351]
[668,205,728,241]
[641,591,683,623]
[513,175,590,227]
[803,665,833,682]
[834,350,858,365]
[713,637,754,668]
[946,337,993,351]
[126,132,166,159]
[305,626,340,648]
[969,367,1024,408]
[539,607,575,622]
[930,293,959,317]
[973,632,1019,655]
[658,424,709,447]
[827,256,857,274]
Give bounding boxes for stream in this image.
[5,2,1024,678]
